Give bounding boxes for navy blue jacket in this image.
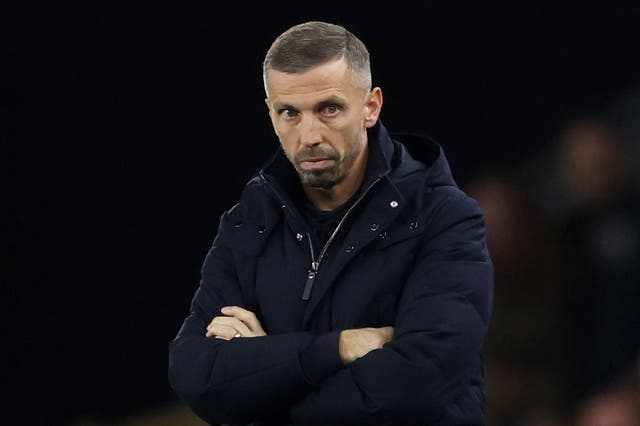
[169,122,494,425]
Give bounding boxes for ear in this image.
[363,87,383,128]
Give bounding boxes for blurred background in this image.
[6,4,640,425]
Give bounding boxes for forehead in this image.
[266,58,360,106]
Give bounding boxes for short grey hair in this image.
[263,21,372,95]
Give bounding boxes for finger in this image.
[228,307,266,335]
[205,323,236,339]
[220,306,266,335]
[206,323,235,339]
[212,316,254,337]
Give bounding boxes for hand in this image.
[338,326,394,364]
[205,306,268,339]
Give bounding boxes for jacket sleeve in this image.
[168,211,342,425]
[289,194,494,425]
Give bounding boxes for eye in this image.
[321,104,341,117]
[279,108,299,120]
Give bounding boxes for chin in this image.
[308,181,337,190]
[300,172,343,190]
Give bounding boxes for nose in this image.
[299,115,322,147]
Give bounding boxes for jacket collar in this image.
[258,121,397,210]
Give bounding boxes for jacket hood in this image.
[377,121,458,190]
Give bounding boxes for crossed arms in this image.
[168,195,493,425]
[206,305,394,365]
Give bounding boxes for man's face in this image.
[265,58,379,189]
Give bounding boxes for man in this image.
[169,21,493,425]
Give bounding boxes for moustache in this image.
[295,147,338,163]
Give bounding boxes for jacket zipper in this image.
[300,177,381,300]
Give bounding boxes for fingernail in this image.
[221,307,231,314]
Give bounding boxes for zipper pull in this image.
[302,270,316,300]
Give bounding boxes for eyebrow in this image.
[274,95,347,112]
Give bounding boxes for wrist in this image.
[339,329,366,364]
[338,330,354,364]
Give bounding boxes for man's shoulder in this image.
[394,167,475,219]
[211,174,282,243]
[226,175,281,222]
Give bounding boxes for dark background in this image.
[6,4,640,425]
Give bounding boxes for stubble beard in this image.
[298,160,344,189]
[293,136,363,190]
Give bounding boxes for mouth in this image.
[299,158,335,170]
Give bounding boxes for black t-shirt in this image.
[301,196,356,249]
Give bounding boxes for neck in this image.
[303,143,369,211]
